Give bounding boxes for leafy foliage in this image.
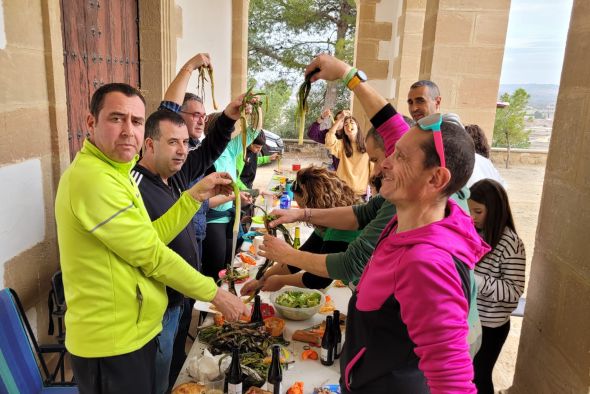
[248,0,356,137]
[493,88,531,149]
[248,0,356,77]
[249,78,292,132]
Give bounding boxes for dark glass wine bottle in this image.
[250,294,264,324]
[228,275,237,296]
[225,347,243,394]
[321,315,334,366]
[266,344,283,394]
[333,309,342,359]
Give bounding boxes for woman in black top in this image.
[241,166,361,293]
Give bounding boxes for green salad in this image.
[276,290,321,308]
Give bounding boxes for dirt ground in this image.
[254,152,546,392]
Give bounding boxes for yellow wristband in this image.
[347,76,362,90]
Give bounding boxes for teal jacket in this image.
[325,190,470,285]
[208,128,260,224]
[55,140,218,357]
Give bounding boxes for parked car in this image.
[261,129,284,156]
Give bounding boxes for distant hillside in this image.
[498,84,559,108]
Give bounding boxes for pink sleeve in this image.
[376,113,409,156]
[394,248,476,394]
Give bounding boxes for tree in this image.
[493,88,531,168]
[249,78,292,132]
[248,0,356,111]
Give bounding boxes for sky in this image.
[500,0,573,85]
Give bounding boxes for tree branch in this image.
[249,43,308,69]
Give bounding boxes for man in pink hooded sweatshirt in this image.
[299,55,490,393]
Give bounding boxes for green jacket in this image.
[209,128,260,223]
[324,188,470,285]
[55,140,218,357]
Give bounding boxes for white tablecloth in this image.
[175,284,352,393]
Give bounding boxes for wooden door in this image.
[61,0,140,160]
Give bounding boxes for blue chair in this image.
[0,288,77,393]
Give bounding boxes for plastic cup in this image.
[292,163,301,171]
[204,373,225,394]
[252,236,264,255]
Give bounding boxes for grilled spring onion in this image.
[295,67,321,145]
[196,66,219,110]
[229,181,241,271]
[206,66,219,110]
[239,87,268,157]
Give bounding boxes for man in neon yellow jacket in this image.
[55,83,249,393]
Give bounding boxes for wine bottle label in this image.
[321,347,329,361]
[227,383,242,394]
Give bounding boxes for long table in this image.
[174,280,351,393]
[174,172,351,393]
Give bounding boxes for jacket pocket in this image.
[344,347,366,392]
[136,284,144,325]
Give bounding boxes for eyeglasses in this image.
[179,111,208,122]
[417,113,445,168]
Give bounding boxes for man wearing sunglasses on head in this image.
[260,54,486,393]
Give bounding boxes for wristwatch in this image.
[347,69,368,90]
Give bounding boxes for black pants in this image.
[201,222,232,279]
[71,337,157,394]
[473,320,511,394]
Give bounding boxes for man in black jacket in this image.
[131,98,244,393]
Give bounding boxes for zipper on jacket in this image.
[136,284,144,324]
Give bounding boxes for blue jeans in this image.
[155,305,183,394]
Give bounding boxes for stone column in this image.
[393,0,426,109]
[419,0,510,141]
[353,0,399,132]
[508,1,590,392]
[231,0,249,99]
[139,0,177,113]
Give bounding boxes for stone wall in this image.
[419,0,511,143]
[353,0,401,133]
[394,0,426,109]
[490,148,548,167]
[0,0,68,341]
[0,0,173,342]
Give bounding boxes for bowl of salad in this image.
[270,287,325,321]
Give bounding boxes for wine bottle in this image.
[321,315,334,366]
[228,278,237,296]
[225,347,243,394]
[266,344,283,394]
[333,310,342,359]
[293,226,301,250]
[250,294,264,324]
